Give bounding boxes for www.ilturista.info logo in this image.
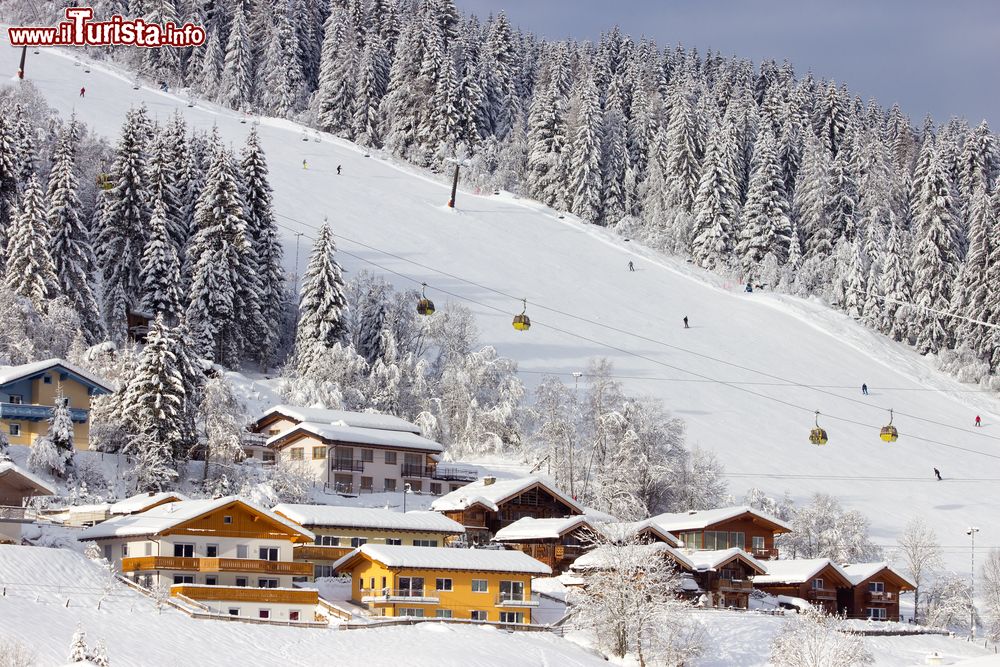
[8,8,206,48]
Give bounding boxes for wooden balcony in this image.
[866,591,895,603]
[717,578,753,592]
[171,584,318,605]
[122,556,312,576]
[806,588,837,601]
[0,506,39,523]
[294,545,353,561]
[752,547,779,560]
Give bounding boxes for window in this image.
[235,577,248,587]
[236,545,248,559]
[384,479,397,492]
[499,580,524,602]
[228,608,240,617]
[292,576,308,584]
[408,481,422,493]
[384,451,397,465]
[385,538,402,546]
[317,535,340,546]
[173,543,194,558]
[435,609,453,618]
[412,539,438,548]
[399,608,425,618]
[350,537,367,548]
[173,574,194,584]
[370,577,376,590]
[868,581,885,593]
[259,547,279,561]
[9,423,20,437]
[678,532,702,549]
[361,477,373,492]
[258,578,279,588]
[121,543,129,557]
[312,447,327,460]
[223,516,232,525]
[436,578,453,592]
[206,544,219,558]
[866,607,887,620]
[268,428,280,436]
[289,610,300,621]
[315,565,334,578]
[43,375,52,384]
[703,531,744,550]
[289,448,304,461]
[144,543,152,556]
[812,578,824,590]
[361,449,374,462]
[205,575,218,586]
[7,394,22,404]
[470,610,487,621]
[103,544,112,561]
[258,609,271,620]
[472,579,488,593]
[430,483,442,495]
[752,536,766,553]
[398,577,424,597]
[263,452,276,462]
[500,612,524,624]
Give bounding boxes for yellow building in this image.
[333,544,551,624]
[0,359,113,450]
[272,504,466,577]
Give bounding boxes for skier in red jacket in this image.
[79,87,85,97]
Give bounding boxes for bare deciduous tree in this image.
[896,517,943,624]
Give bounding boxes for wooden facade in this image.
[658,509,790,560]
[842,564,915,621]
[682,551,766,610]
[755,562,853,615]
[494,517,594,573]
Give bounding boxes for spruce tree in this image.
[139,199,184,322]
[735,131,792,274]
[293,222,349,374]
[568,74,603,222]
[260,1,305,117]
[691,120,740,269]
[197,28,225,99]
[0,112,21,272]
[4,175,58,310]
[663,77,703,213]
[316,6,359,135]
[352,36,390,146]
[526,78,566,208]
[795,134,832,258]
[220,3,253,110]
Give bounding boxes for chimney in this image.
[147,491,155,497]
[687,509,697,515]
[483,476,496,486]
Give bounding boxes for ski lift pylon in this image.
[809,410,828,445]
[880,408,898,443]
[512,298,531,331]
[416,283,435,316]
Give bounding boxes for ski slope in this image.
[4,41,1000,569]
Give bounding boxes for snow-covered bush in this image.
[27,435,67,478]
[983,549,1000,641]
[769,607,873,666]
[0,637,35,667]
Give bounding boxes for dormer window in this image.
[223,515,233,524]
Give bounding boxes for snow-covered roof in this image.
[0,461,56,496]
[647,506,792,534]
[269,421,444,453]
[681,547,767,574]
[430,476,582,514]
[109,491,190,515]
[333,544,552,575]
[78,496,313,542]
[272,504,464,534]
[0,358,114,393]
[755,558,851,586]
[620,517,682,546]
[842,562,916,589]
[257,405,421,434]
[571,542,682,571]
[493,516,594,542]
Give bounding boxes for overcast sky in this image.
[454,0,1000,129]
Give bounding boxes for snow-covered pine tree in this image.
[185,145,252,364]
[352,35,390,146]
[141,0,180,77]
[161,111,192,252]
[816,81,848,156]
[68,625,88,663]
[0,112,21,270]
[147,129,185,255]
[794,133,832,258]
[568,73,603,222]
[259,0,305,117]
[663,76,703,214]
[735,130,792,274]
[46,119,105,342]
[316,6,359,135]
[49,388,76,465]
[956,186,998,362]
[196,28,225,99]
[957,121,998,216]
[911,151,961,354]
[240,128,284,366]
[139,199,184,322]
[691,118,740,269]
[525,77,566,208]
[824,124,860,243]
[220,3,253,111]
[477,12,519,141]
[293,222,349,374]
[97,107,153,335]
[4,174,58,310]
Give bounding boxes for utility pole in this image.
[17,45,27,80]
[968,526,980,639]
[292,232,304,297]
[570,372,582,499]
[444,157,468,208]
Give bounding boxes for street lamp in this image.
[402,482,411,513]
[968,526,980,639]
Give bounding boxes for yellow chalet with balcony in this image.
[0,359,113,450]
[273,503,465,578]
[333,544,551,624]
[78,496,320,623]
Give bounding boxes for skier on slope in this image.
[337,165,342,175]
[976,415,982,427]
[628,261,635,272]
[933,468,942,481]
[302,159,308,170]
[79,87,85,97]
[683,316,689,329]
[861,383,868,395]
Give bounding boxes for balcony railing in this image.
[0,506,39,522]
[360,588,440,604]
[806,589,838,601]
[432,465,478,482]
[330,460,364,472]
[495,594,539,608]
[0,403,88,422]
[171,584,318,605]
[866,591,894,603]
[717,578,753,591]
[401,464,434,478]
[752,547,779,560]
[241,432,269,447]
[293,545,353,561]
[122,556,312,576]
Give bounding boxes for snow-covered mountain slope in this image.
[0,545,605,666]
[4,41,1000,568]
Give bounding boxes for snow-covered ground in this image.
[3,39,1000,575]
